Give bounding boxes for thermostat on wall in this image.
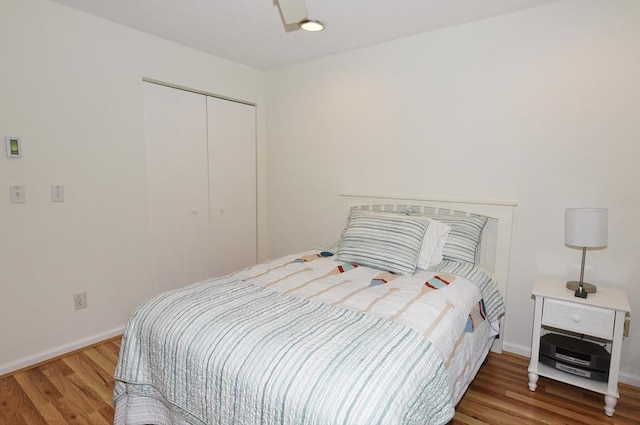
[6,137,22,158]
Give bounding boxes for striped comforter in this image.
[114,250,504,425]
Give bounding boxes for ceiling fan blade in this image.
[277,0,308,25]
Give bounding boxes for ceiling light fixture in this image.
[299,19,324,32]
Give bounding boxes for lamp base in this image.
[566,281,597,293]
[574,285,588,298]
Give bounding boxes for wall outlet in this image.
[74,292,87,310]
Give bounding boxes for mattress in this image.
[114,250,505,425]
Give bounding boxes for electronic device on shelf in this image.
[539,333,610,382]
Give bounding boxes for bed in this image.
[114,194,517,425]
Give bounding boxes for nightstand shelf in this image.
[536,362,609,395]
[528,278,630,417]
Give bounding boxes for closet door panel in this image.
[207,97,257,274]
[144,82,211,292]
[177,96,212,286]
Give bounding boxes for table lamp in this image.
[565,208,608,298]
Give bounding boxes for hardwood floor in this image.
[0,338,120,425]
[453,351,640,425]
[1,337,638,424]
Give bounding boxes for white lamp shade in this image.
[565,208,608,248]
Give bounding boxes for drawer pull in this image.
[572,315,581,323]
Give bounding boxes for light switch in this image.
[10,185,25,203]
[51,185,65,202]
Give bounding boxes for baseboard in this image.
[501,341,640,387]
[0,326,124,376]
[502,341,531,358]
[619,371,640,387]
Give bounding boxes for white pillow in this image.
[409,213,488,264]
[417,218,451,269]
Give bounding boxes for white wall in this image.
[266,0,640,384]
[0,0,266,373]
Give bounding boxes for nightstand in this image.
[528,278,630,416]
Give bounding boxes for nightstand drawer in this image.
[542,298,615,339]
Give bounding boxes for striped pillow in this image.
[336,210,429,275]
[425,215,487,264]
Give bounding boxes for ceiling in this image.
[56,0,557,70]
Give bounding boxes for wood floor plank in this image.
[91,342,120,367]
[81,349,115,378]
[95,405,115,424]
[504,389,615,425]
[41,363,97,417]
[87,411,110,425]
[49,396,93,425]
[455,398,536,424]
[41,358,73,375]
[1,337,638,424]
[0,375,33,425]
[61,353,113,406]
[451,411,487,425]
[14,369,63,408]
[28,403,68,425]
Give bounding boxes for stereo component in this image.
[539,333,610,382]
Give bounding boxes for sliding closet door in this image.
[144,82,212,292]
[207,97,257,275]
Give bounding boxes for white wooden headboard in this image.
[340,193,518,352]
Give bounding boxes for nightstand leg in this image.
[604,395,617,416]
[602,312,625,417]
[528,297,543,392]
[528,372,539,391]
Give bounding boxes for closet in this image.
[143,81,256,293]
